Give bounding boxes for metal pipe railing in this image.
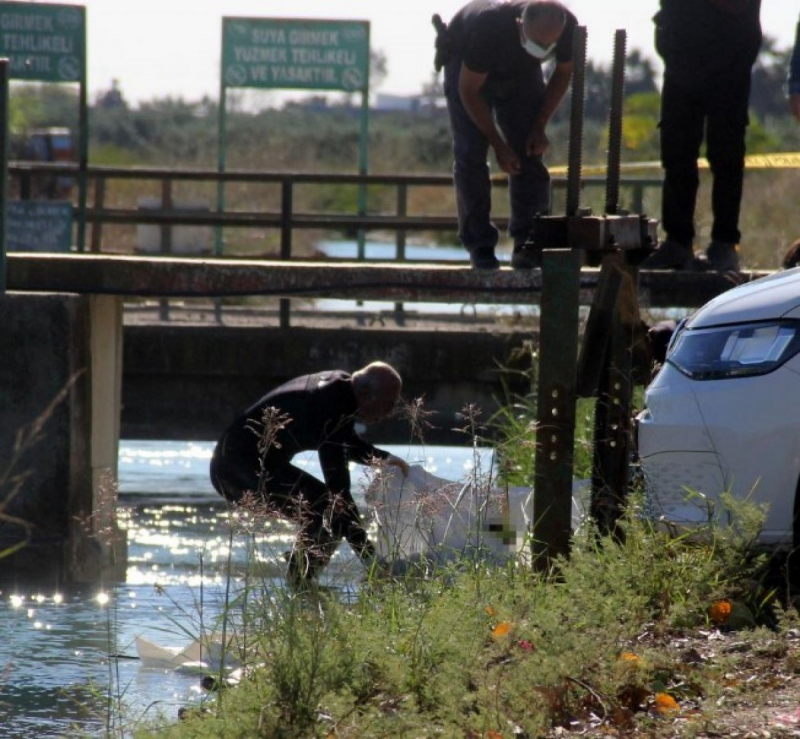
[6,162,663,325]
[7,162,663,258]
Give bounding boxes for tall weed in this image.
[137,485,769,738]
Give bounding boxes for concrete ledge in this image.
[6,253,769,308]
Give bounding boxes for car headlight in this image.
[667,320,800,380]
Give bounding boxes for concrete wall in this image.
[121,326,536,446]
[0,293,125,585]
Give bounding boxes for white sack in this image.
[366,465,586,567]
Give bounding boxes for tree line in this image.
[7,38,798,173]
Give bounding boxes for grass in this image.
[126,385,791,738]
[134,489,785,738]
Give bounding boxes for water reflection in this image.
[2,440,491,736]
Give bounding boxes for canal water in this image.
[0,440,493,737]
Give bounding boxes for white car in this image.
[637,268,800,550]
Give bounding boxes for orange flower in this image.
[654,692,679,715]
[709,599,733,625]
[619,651,641,663]
[492,621,513,639]
[485,605,497,617]
[487,731,503,739]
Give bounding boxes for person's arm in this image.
[458,64,521,174]
[343,429,410,477]
[526,60,573,156]
[318,442,374,558]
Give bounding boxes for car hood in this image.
[687,268,800,328]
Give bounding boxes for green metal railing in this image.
[6,163,664,326]
[7,163,663,259]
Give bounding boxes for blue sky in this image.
[71,0,798,106]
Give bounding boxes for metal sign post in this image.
[0,58,8,294]
[218,17,371,328]
[0,2,87,251]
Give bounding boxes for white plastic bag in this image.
[366,465,586,567]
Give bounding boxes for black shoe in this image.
[641,240,696,270]
[700,241,741,271]
[469,247,500,270]
[511,244,542,270]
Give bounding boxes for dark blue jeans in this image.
[444,57,551,254]
[660,68,751,247]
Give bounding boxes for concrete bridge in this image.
[10,251,755,448]
[0,252,765,585]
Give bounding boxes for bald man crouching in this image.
[210,362,409,586]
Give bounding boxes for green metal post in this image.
[215,82,227,257]
[531,249,583,565]
[356,27,370,261]
[531,25,587,568]
[76,41,88,251]
[0,58,7,294]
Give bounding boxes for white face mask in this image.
[518,18,557,60]
[521,35,556,60]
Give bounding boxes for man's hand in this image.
[494,140,521,175]
[528,61,572,156]
[526,124,549,157]
[791,94,800,123]
[458,65,520,175]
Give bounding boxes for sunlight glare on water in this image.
[2,439,494,736]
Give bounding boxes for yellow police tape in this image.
[547,151,800,176]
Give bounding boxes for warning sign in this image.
[0,1,84,83]
[222,17,370,92]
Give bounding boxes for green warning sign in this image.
[222,17,369,92]
[0,1,85,83]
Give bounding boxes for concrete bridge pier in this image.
[0,292,126,587]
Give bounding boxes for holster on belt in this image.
[432,14,451,72]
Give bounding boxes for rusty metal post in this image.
[590,263,637,538]
[604,30,627,217]
[589,29,636,537]
[565,26,587,217]
[576,255,623,398]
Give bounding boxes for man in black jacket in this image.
[643,0,762,271]
[210,362,409,585]
[439,0,577,270]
